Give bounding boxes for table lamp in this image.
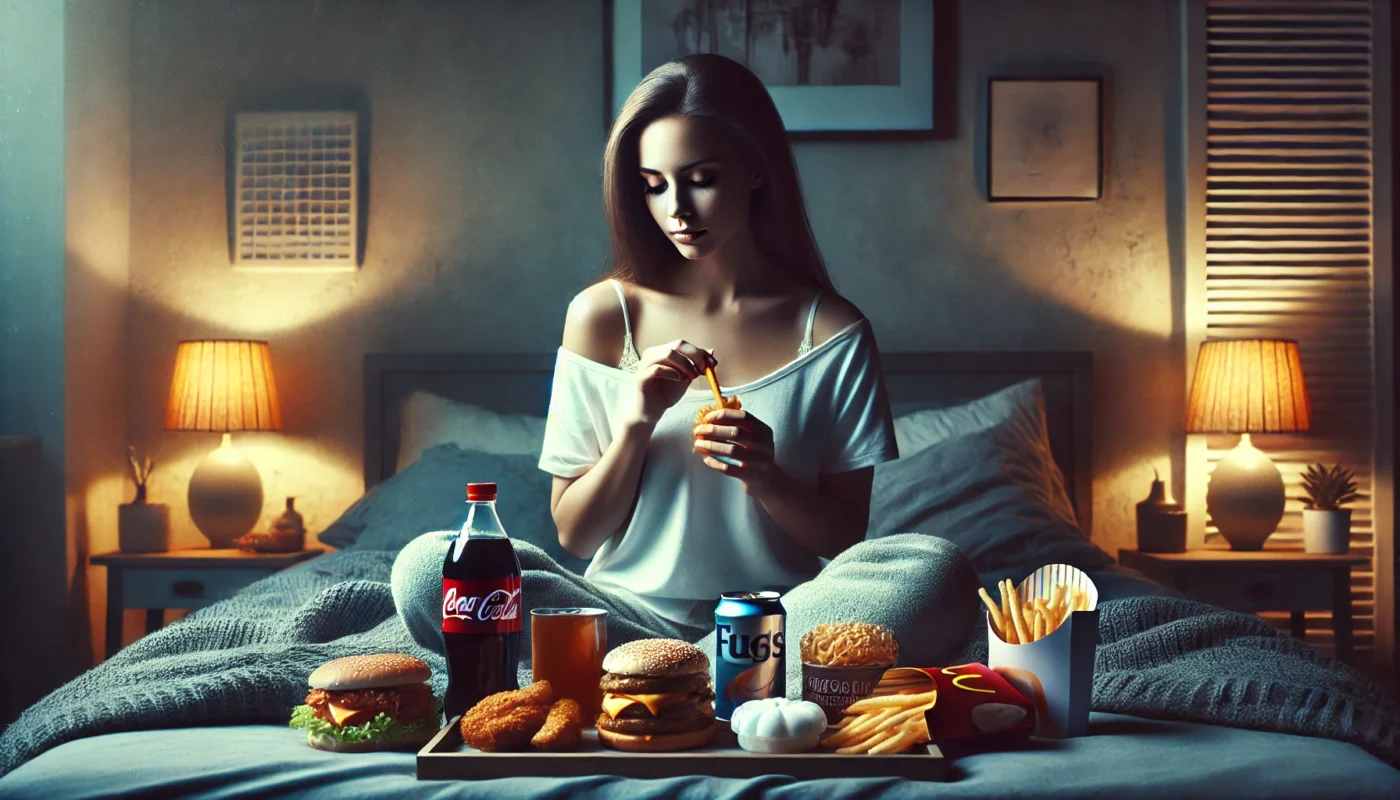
[165,340,283,547]
[1186,339,1311,550]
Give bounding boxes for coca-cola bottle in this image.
[442,482,523,719]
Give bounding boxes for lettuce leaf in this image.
[289,703,441,745]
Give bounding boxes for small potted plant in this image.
[1300,463,1360,555]
[119,446,170,553]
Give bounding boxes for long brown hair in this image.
[602,54,834,292]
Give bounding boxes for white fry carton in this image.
[985,563,1099,739]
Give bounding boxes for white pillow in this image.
[396,391,546,472]
[892,380,1045,459]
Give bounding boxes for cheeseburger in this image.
[596,639,716,751]
[289,654,440,752]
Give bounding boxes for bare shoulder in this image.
[562,280,628,366]
[811,292,868,347]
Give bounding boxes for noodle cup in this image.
[986,564,1099,739]
[800,661,893,724]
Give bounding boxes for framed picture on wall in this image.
[606,0,951,140]
[987,78,1103,201]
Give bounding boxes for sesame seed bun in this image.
[602,639,709,678]
[308,654,432,691]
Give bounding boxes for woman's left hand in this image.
[693,408,785,496]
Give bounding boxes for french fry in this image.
[822,679,938,755]
[835,715,931,756]
[880,701,936,732]
[1035,598,1052,639]
[820,708,895,748]
[870,721,926,755]
[837,727,897,754]
[984,578,1092,646]
[844,690,937,714]
[997,581,1016,644]
[870,675,935,696]
[1002,580,1022,644]
[979,587,1006,640]
[1008,585,1031,645]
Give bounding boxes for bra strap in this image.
[609,279,635,341]
[609,279,642,368]
[800,293,822,353]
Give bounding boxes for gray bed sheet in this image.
[2,712,1396,799]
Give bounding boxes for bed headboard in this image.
[364,351,1094,531]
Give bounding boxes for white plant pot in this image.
[1302,508,1351,555]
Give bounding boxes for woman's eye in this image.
[692,174,717,188]
[643,182,666,195]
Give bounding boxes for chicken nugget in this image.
[461,702,551,752]
[458,681,555,752]
[530,698,584,751]
[464,680,554,723]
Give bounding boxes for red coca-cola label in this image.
[442,576,522,634]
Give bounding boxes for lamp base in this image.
[188,433,264,548]
[1206,433,1285,551]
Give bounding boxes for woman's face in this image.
[637,115,761,260]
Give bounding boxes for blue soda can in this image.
[714,591,786,721]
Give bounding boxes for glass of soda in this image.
[530,608,608,720]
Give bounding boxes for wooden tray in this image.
[417,716,947,781]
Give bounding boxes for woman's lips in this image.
[671,229,707,244]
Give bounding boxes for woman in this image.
[392,54,978,673]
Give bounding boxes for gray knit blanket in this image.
[1,550,1397,777]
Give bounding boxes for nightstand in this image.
[91,548,322,658]
[1118,547,1369,665]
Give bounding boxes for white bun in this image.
[597,724,716,752]
[602,639,709,677]
[308,654,431,691]
[306,726,435,753]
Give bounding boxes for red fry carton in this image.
[876,665,1035,750]
[985,563,1099,738]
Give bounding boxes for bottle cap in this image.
[466,482,497,502]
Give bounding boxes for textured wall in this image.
[66,0,134,668]
[124,0,1182,568]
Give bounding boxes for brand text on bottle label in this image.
[442,576,522,634]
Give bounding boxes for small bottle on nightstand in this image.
[272,497,306,549]
[1137,468,1187,554]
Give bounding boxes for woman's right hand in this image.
[631,339,714,427]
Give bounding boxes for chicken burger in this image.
[290,653,440,752]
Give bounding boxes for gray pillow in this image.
[904,380,1077,519]
[867,415,1112,577]
[317,444,590,574]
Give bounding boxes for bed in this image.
[2,350,1397,799]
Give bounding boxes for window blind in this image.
[1203,0,1377,659]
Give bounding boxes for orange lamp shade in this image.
[1186,339,1310,434]
[165,340,283,432]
